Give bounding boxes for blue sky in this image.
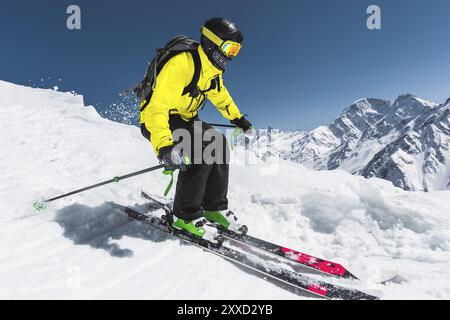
[1,0,449,130]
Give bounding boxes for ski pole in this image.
[33,164,165,211]
[208,123,237,128]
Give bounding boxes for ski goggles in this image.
[201,27,241,58]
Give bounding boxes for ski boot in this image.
[171,217,224,246]
[203,210,248,235]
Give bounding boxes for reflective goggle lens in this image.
[221,41,241,58]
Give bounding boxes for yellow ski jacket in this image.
[140,45,243,155]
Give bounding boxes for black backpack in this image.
[132,35,202,112]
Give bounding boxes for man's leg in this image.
[202,123,230,212]
[170,116,212,221]
[172,164,212,220]
[203,162,229,212]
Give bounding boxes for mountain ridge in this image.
[254,94,450,191]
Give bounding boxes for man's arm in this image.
[208,75,243,121]
[140,53,190,155]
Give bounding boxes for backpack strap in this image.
[182,50,201,96]
[140,47,201,113]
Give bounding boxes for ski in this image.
[217,227,358,280]
[125,204,224,249]
[118,203,379,300]
[140,191,358,280]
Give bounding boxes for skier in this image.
[140,18,252,238]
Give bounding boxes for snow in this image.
[1,80,450,299]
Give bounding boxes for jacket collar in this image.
[198,45,222,77]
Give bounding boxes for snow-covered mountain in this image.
[256,94,450,191]
[1,80,450,299]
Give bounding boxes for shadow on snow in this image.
[54,202,170,258]
[54,201,319,299]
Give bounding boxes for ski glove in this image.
[231,116,253,133]
[158,145,190,171]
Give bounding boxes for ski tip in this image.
[140,190,148,198]
[343,270,359,280]
[359,291,381,300]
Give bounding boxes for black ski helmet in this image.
[201,18,243,71]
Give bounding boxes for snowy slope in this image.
[1,80,450,299]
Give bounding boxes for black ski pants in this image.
[142,115,230,221]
